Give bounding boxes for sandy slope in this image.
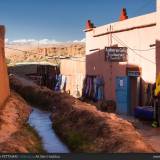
[0,92,44,153]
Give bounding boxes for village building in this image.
[9,62,59,88]
[84,0,160,114]
[0,26,10,107]
[60,57,85,97]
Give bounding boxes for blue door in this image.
[116,76,130,115]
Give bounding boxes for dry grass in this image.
[10,75,155,153]
[0,91,44,153]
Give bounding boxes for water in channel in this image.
[28,107,70,153]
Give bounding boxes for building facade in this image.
[85,0,160,114]
[60,57,85,97]
[0,26,10,107]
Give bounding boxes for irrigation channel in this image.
[28,107,70,153]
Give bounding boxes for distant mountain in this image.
[5,42,85,65]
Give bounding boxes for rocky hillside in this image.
[6,43,85,64]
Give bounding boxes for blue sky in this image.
[0,0,156,42]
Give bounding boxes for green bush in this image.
[67,130,88,151]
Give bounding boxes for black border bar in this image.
[0,153,160,160]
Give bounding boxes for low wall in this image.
[9,75,154,153]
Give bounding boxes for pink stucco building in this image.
[60,57,85,97]
[85,0,160,113]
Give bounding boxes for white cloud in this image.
[80,38,86,42]
[5,38,86,45]
[73,40,79,43]
[73,38,85,43]
[11,39,37,44]
[38,39,60,44]
[7,38,61,45]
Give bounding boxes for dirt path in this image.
[119,115,160,152]
[0,91,44,153]
[136,122,160,152]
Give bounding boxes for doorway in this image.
[129,77,140,115]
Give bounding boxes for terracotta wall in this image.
[0,26,10,107]
[60,57,85,97]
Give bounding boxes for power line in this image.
[112,34,155,51]
[112,34,156,64]
[6,46,60,64]
[5,46,85,63]
[112,34,155,64]
[5,41,157,64]
[6,46,39,55]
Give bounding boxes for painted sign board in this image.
[105,47,127,62]
[128,71,140,77]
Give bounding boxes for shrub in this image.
[100,100,116,113]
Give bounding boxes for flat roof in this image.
[8,61,58,67]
